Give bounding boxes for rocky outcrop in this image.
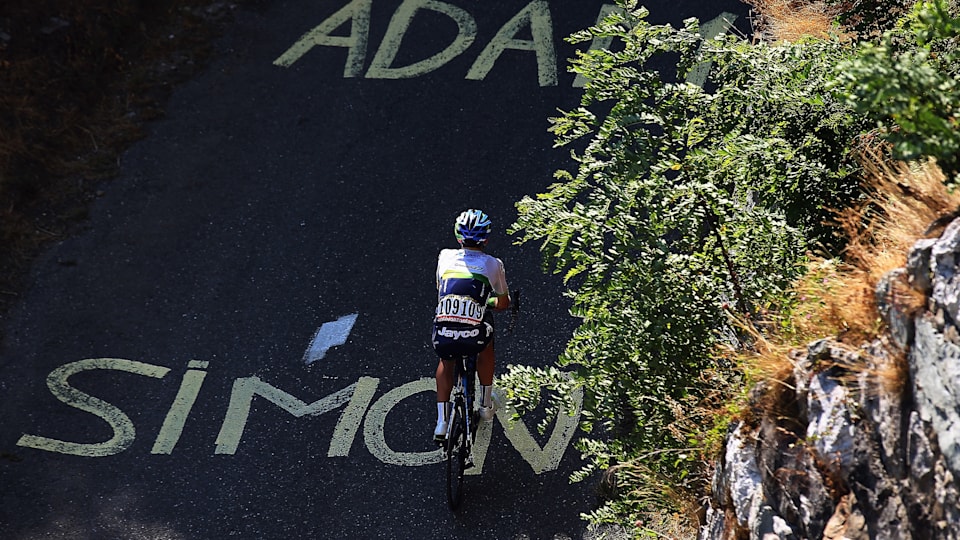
[700,218,960,540]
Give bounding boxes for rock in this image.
[807,369,856,476]
[933,457,960,536]
[912,317,960,477]
[725,422,763,527]
[698,505,726,540]
[703,215,960,539]
[752,502,796,540]
[823,493,868,540]
[908,410,935,490]
[907,237,937,294]
[931,220,960,327]
[877,268,916,349]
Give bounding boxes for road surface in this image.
[0,1,750,538]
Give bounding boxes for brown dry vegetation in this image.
[730,0,957,395]
[744,0,913,42]
[745,0,841,41]
[797,151,959,344]
[732,152,960,423]
[647,1,940,535]
[0,0,242,327]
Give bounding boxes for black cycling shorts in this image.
[432,313,494,360]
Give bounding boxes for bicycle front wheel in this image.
[445,401,467,510]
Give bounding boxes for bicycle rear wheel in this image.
[445,400,467,509]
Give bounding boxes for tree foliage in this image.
[503,0,960,531]
[833,0,960,184]
[825,0,913,36]
[504,0,868,522]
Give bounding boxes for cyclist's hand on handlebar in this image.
[486,297,503,312]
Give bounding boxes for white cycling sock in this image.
[437,402,450,422]
[481,385,493,408]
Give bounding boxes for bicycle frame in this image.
[444,353,477,510]
[450,354,476,434]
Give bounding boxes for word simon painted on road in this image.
[274,0,738,87]
[16,358,582,476]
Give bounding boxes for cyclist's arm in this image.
[486,257,510,311]
[487,291,511,312]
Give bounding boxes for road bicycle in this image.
[442,289,521,510]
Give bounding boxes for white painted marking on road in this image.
[273,0,373,74]
[366,0,477,79]
[304,314,359,364]
[214,376,361,454]
[573,4,624,89]
[17,358,171,457]
[328,376,380,457]
[151,361,209,454]
[363,377,445,466]
[573,9,739,89]
[18,360,584,470]
[465,0,557,86]
[497,385,583,474]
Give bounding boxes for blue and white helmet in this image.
[454,209,492,245]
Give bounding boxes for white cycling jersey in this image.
[435,248,508,326]
[436,248,508,295]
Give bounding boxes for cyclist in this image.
[432,209,511,442]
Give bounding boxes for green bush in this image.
[825,0,914,36]
[504,0,871,527]
[832,0,960,184]
[506,0,960,531]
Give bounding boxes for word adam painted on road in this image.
[16,358,582,476]
[274,0,736,87]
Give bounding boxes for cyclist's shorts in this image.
[432,314,494,360]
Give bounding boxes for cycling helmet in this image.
[454,209,492,245]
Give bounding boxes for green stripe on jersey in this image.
[440,270,491,286]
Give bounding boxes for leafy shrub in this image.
[504,0,872,527]
[832,0,960,184]
[825,0,914,36]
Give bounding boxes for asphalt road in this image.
[0,1,750,538]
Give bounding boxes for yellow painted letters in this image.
[366,0,476,79]
[466,0,557,86]
[17,358,170,457]
[273,0,373,76]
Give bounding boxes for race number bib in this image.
[436,295,485,324]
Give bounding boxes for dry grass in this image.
[708,150,960,444]
[777,149,960,349]
[746,0,843,42]
[722,152,959,423]
[735,314,798,387]
[695,152,952,530]
[843,148,960,261]
[602,459,701,539]
[870,347,910,396]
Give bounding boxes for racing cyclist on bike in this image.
[432,209,511,442]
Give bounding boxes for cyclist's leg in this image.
[477,341,496,420]
[476,341,494,387]
[435,358,455,439]
[436,358,455,400]
[476,314,496,386]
